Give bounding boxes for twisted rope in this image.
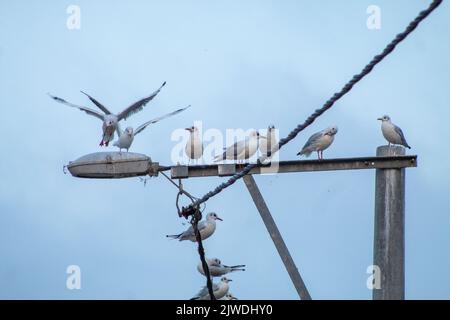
[182,0,442,214]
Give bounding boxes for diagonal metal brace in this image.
[243,174,311,300]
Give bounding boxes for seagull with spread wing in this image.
[113,105,190,152]
[48,81,166,146]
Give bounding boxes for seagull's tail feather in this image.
[47,93,65,103]
[297,149,311,157]
[190,297,200,300]
[224,264,246,269]
[166,233,182,240]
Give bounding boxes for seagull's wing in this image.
[209,260,222,267]
[48,93,104,120]
[196,283,219,298]
[181,220,207,238]
[215,139,247,161]
[196,220,209,231]
[80,91,113,115]
[117,81,166,121]
[393,124,410,147]
[301,131,324,151]
[134,105,191,136]
[227,139,247,157]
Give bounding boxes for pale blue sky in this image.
[0,0,449,299]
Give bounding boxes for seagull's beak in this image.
[185,128,192,132]
[216,216,223,221]
[228,279,233,282]
[377,118,382,121]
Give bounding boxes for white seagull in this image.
[297,126,338,160]
[219,293,238,300]
[185,125,203,164]
[113,105,190,152]
[48,81,166,146]
[197,258,245,277]
[259,125,279,158]
[214,130,266,163]
[377,115,411,149]
[191,277,232,300]
[166,212,222,242]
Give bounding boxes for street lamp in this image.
[67,151,159,179]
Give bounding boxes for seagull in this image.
[214,130,266,163]
[259,125,279,158]
[166,212,222,242]
[197,258,245,277]
[191,277,232,300]
[113,105,190,152]
[48,81,166,146]
[185,125,203,164]
[219,293,238,300]
[297,126,338,160]
[377,115,411,149]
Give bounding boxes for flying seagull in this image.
[166,212,222,242]
[190,277,232,300]
[297,126,338,160]
[185,125,203,164]
[197,258,245,277]
[48,81,166,146]
[214,130,266,163]
[377,115,411,149]
[113,105,190,152]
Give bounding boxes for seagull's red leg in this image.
[317,151,320,160]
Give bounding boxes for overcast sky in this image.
[1,0,449,299]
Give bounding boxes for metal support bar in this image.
[243,174,312,300]
[170,155,417,179]
[373,146,405,300]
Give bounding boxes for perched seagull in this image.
[197,258,245,277]
[191,277,232,300]
[219,293,238,300]
[113,105,190,152]
[185,126,203,164]
[48,81,166,146]
[259,125,279,158]
[166,212,222,242]
[214,130,266,163]
[297,126,338,160]
[377,115,411,149]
